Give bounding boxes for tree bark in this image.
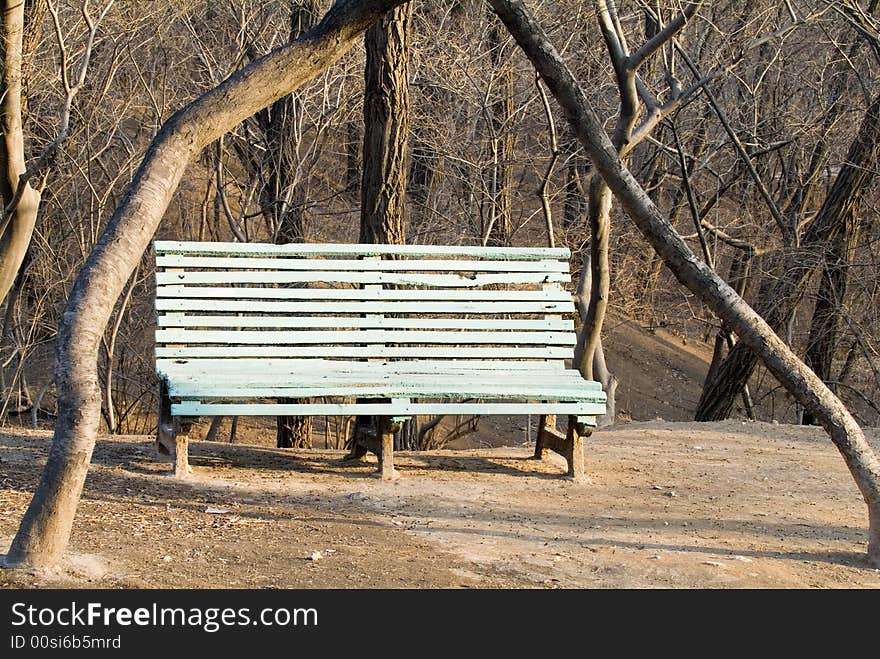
[358,2,413,450]
[696,93,880,421]
[0,0,42,306]
[574,251,617,427]
[360,3,411,245]
[6,0,413,569]
[488,0,880,565]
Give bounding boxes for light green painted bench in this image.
[153,241,606,480]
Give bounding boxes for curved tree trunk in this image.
[576,176,612,382]
[6,0,411,569]
[489,0,880,565]
[574,251,617,427]
[0,0,42,306]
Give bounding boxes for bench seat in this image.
[158,359,606,417]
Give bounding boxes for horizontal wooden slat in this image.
[155,346,574,359]
[160,369,594,386]
[157,359,572,373]
[155,240,570,261]
[171,401,607,417]
[155,329,576,346]
[164,380,599,396]
[157,315,574,331]
[156,270,569,287]
[167,383,606,401]
[157,256,569,272]
[155,286,572,302]
[156,300,573,314]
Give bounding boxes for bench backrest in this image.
[154,241,576,367]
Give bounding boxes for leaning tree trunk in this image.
[5,0,413,569]
[270,0,324,450]
[696,92,880,421]
[0,0,42,306]
[356,1,413,450]
[489,0,880,565]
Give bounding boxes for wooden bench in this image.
[153,241,606,480]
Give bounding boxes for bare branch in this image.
[630,1,704,69]
[1,0,114,226]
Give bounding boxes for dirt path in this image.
[1,420,879,588]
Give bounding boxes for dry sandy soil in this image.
[1,419,879,589]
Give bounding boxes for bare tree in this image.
[1,0,44,306]
[567,0,705,427]
[488,0,880,565]
[5,0,412,569]
[1,0,112,305]
[696,92,880,420]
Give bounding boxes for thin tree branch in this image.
[629,1,703,68]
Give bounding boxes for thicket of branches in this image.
[2,0,879,440]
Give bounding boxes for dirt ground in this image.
[1,419,879,589]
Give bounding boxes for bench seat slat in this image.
[156,346,575,359]
[156,329,577,346]
[160,370,596,386]
[157,256,569,273]
[160,374,592,389]
[156,300,572,314]
[155,240,570,261]
[156,359,571,372]
[156,271,570,287]
[166,383,606,401]
[156,286,572,302]
[171,401,606,417]
[156,315,574,331]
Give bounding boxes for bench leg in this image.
[565,422,584,482]
[174,424,192,478]
[378,416,401,481]
[343,415,377,463]
[156,404,188,480]
[156,381,190,477]
[534,415,588,481]
[379,420,396,481]
[534,414,556,459]
[344,414,400,480]
[157,418,192,478]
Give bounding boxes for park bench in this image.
[153,241,607,480]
